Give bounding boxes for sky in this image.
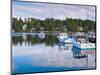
[12,1,96,21]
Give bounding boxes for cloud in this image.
[12,1,96,21]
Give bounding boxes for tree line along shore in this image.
[12,17,96,33]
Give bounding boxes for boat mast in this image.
[87,14,89,20]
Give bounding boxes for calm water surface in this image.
[12,33,96,74]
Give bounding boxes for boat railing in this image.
[76,38,89,44]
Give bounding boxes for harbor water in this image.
[12,33,96,74]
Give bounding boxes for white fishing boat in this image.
[57,33,74,44]
[57,33,74,50]
[57,33,67,39]
[73,37,96,50]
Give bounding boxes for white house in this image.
[79,27,83,31]
[22,24,27,30]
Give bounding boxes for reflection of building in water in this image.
[38,32,45,39]
[22,33,27,40]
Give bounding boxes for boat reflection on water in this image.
[12,33,96,74]
[58,42,73,50]
[72,47,96,68]
[72,47,88,59]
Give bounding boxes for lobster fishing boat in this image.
[57,33,74,50]
[57,33,74,44]
[73,36,96,50]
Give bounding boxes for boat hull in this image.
[73,42,96,50]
